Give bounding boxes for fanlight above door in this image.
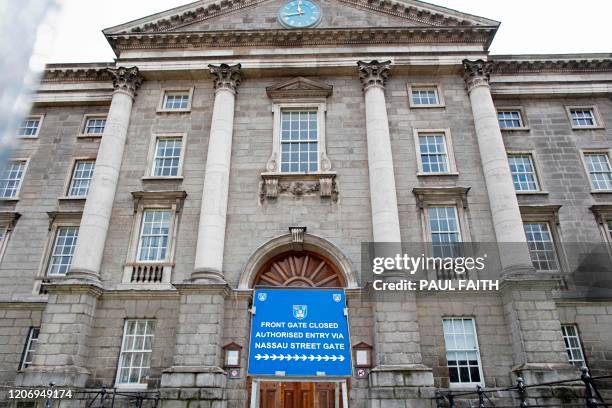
[253,251,345,288]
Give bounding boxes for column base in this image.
[65,267,103,284]
[512,362,580,384]
[190,268,227,284]
[160,366,227,407]
[16,365,91,388]
[368,364,435,408]
[511,363,583,406]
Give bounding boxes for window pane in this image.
[117,320,155,385]
[571,109,596,127]
[524,223,558,271]
[0,161,25,198]
[508,154,539,191]
[561,325,586,367]
[497,111,523,128]
[411,88,439,105]
[47,227,79,276]
[443,318,482,385]
[17,117,41,136]
[137,210,171,261]
[419,134,449,173]
[279,110,318,173]
[68,160,95,197]
[153,138,182,177]
[84,117,106,134]
[20,327,40,369]
[163,92,190,110]
[428,207,461,258]
[584,153,612,191]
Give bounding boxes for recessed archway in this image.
[238,232,358,289]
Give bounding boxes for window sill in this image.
[571,126,605,130]
[260,171,338,201]
[142,176,184,181]
[58,196,87,201]
[516,191,549,195]
[17,136,39,140]
[591,190,612,194]
[501,127,530,132]
[416,172,459,177]
[77,134,103,139]
[448,383,485,390]
[409,104,446,109]
[0,197,20,202]
[114,384,148,391]
[156,109,191,114]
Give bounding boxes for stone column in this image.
[464,60,576,385]
[69,66,142,280]
[192,63,241,283]
[463,59,532,275]
[357,60,401,243]
[358,61,433,407]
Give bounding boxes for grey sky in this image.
[41,0,611,64]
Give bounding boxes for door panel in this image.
[257,381,344,408]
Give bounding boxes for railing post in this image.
[447,393,456,408]
[581,367,599,408]
[477,385,485,408]
[517,376,529,407]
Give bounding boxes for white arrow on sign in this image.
[254,354,348,363]
[338,355,345,362]
[308,355,315,361]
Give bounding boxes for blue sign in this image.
[248,288,352,377]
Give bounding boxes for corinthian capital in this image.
[209,63,242,93]
[357,60,391,91]
[107,66,143,97]
[462,59,493,92]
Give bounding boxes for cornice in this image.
[108,0,495,35]
[491,58,612,75]
[42,67,113,83]
[106,26,496,52]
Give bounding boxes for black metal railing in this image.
[435,368,611,408]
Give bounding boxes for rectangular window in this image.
[411,87,439,106]
[83,116,106,135]
[561,325,586,367]
[429,206,461,258]
[524,222,558,271]
[443,318,483,386]
[584,153,612,191]
[280,110,318,173]
[20,327,40,370]
[68,160,95,197]
[570,108,597,127]
[163,92,190,110]
[497,110,524,129]
[508,154,539,191]
[137,210,171,262]
[152,137,182,177]
[116,320,154,386]
[0,160,26,198]
[18,117,42,137]
[47,226,79,276]
[0,226,6,246]
[419,134,449,173]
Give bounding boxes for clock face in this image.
[278,0,322,29]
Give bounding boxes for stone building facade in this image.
[0,0,611,406]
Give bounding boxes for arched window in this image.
[253,251,345,288]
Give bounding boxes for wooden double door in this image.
[259,382,344,408]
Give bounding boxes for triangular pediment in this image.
[266,77,333,98]
[104,0,499,35]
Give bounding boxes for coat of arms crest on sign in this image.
[292,305,307,320]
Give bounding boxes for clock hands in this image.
[297,0,303,13]
[284,11,303,16]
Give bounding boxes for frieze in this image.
[42,67,113,83]
[260,173,338,202]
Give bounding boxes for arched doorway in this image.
[250,250,348,408]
